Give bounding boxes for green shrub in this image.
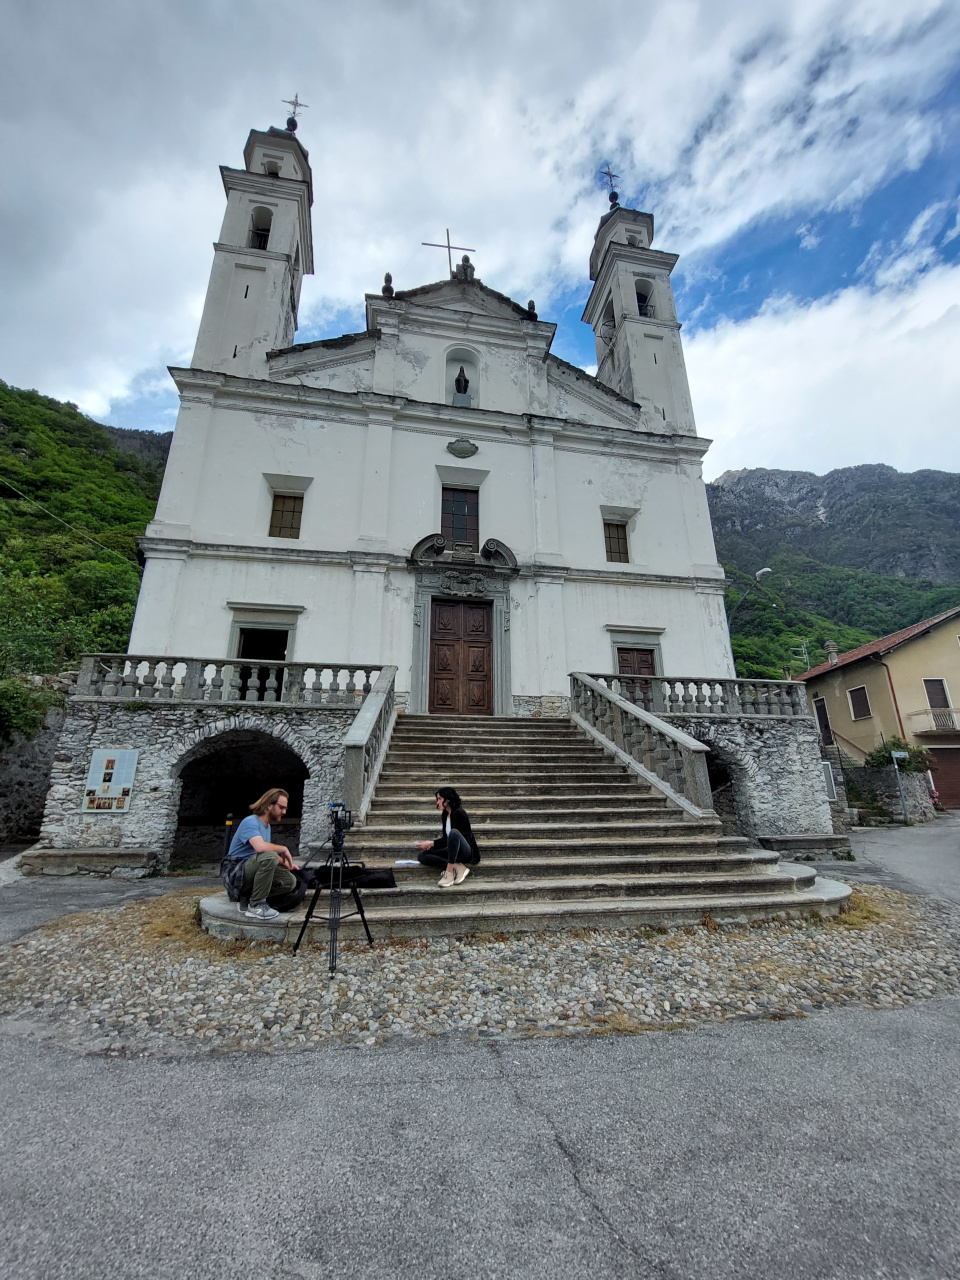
[862,736,933,773]
[0,677,62,744]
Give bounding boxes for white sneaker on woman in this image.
[453,865,471,885]
[438,870,455,888]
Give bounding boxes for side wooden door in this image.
[616,646,657,709]
[429,600,493,714]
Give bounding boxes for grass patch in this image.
[833,889,889,930]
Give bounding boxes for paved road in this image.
[1,826,958,1279]
[846,811,960,903]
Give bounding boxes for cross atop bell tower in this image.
[191,117,315,378]
[580,191,697,435]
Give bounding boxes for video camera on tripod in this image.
[293,803,395,972]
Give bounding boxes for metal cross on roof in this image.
[599,164,620,191]
[422,228,476,277]
[282,94,310,118]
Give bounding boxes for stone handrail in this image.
[570,673,714,820]
[584,673,810,719]
[74,654,389,707]
[342,666,398,821]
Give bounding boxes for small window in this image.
[441,487,479,550]
[847,685,872,720]
[604,521,629,563]
[269,494,303,539]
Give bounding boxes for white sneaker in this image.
[453,865,471,885]
[244,902,280,920]
[438,871,455,888]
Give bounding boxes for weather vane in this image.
[282,94,310,119]
[599,164,620,191]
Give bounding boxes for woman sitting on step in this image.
[415,787,481,888]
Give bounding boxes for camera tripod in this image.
[293,804,373,973]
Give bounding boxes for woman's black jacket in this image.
[431,807,481,863]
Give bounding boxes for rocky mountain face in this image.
[707,465,960,585]
[102,425,173,468]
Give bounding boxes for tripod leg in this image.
[292,883,324,955]
[351,885,374,947]
[328,883,343,974]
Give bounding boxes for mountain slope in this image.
[0,382,166,673]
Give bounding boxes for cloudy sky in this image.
[1,0,958,479]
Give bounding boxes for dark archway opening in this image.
[706,752,739,836]
[171,730,308,868]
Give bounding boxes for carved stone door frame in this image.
[410,569,513,715]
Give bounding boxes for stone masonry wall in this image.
[847,766,936,824]
[513,695,572,718]
[38,702,358,868]
[0,705,66,843]
[667,714,834,839]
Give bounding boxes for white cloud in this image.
[0,0,958,424]
[686,257,960,478]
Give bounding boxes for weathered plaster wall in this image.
[38,703,357,866]
[668,715,834,838]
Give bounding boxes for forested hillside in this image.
[0,382,166,675]
[708,466,960,678]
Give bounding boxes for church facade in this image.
[128,121,735,715]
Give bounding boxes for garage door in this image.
[928,748,960,808]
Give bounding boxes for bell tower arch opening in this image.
[171,729,309,869]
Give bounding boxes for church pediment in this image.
[267,330,377,392]
[545,355,647,430]
[393,278,536,324]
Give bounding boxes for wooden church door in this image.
[428,600,493,714]
[616,646,657,709]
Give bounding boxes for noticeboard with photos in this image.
[82,749,139,814]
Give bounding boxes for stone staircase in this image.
[201,714,850,942]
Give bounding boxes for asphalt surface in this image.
[1,820,958,1279]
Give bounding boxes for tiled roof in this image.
[797,604,960,681]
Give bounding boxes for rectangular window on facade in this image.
[604,521,629,563]
[924,678,950,708]
[269,494,303,539]
[847,685,872,720]
[441,487,479,550]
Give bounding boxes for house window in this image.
[604,521,629,563]
[441,487,479,550]
[924,678,950,709]
[847,685,872,720]
[269,494,303,539]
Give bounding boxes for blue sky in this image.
[3,0,959,477]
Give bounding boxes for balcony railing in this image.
[75,654,390,707]
[584,673,810,719]
[908,706,960,734]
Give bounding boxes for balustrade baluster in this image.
[157,664,175,699]
[140,662,157,699]
[709,682,725,713]
[682,681,696,714]
[263,667,278,703]
[345,669,357,702]
[244,668,261,702]
[361,669,373,697]
[694,681,710,713]
[329,668,341,704]
[120,663,138,699]
[740,682,756,714]
[101,659,123,698]
[208,663,224,701]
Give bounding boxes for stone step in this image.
[372,783,651,798]
[366,799,671,819]
[358,817,689,841]
[385,747,606,761]
[379,765,632,780]
[360,850,781,881]
[200,872,853,942]
[336,832,722,859]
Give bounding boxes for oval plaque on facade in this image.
[446,437,478,458]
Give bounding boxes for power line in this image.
[0,477,136,565]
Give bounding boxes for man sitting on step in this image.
[222,787,300,921]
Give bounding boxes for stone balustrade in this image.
[584,673,810,719]
[74,654,388,707]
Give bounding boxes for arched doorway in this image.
[171,729,309,867]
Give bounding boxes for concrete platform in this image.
[19,846,159,878]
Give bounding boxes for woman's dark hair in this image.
[436,787,462,811]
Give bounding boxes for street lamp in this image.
[725,567,772,628]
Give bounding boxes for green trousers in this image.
[241,850,296,907]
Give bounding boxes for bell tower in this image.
[191,117,314,378]
[581,192,696,435]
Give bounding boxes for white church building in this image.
[128,119,735,715]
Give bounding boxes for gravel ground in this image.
[1,884,959,1057]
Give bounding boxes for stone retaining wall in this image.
[0,705,65,843]
[666,714,834,839]
[846,766,936,824]
[37,702,357,868]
